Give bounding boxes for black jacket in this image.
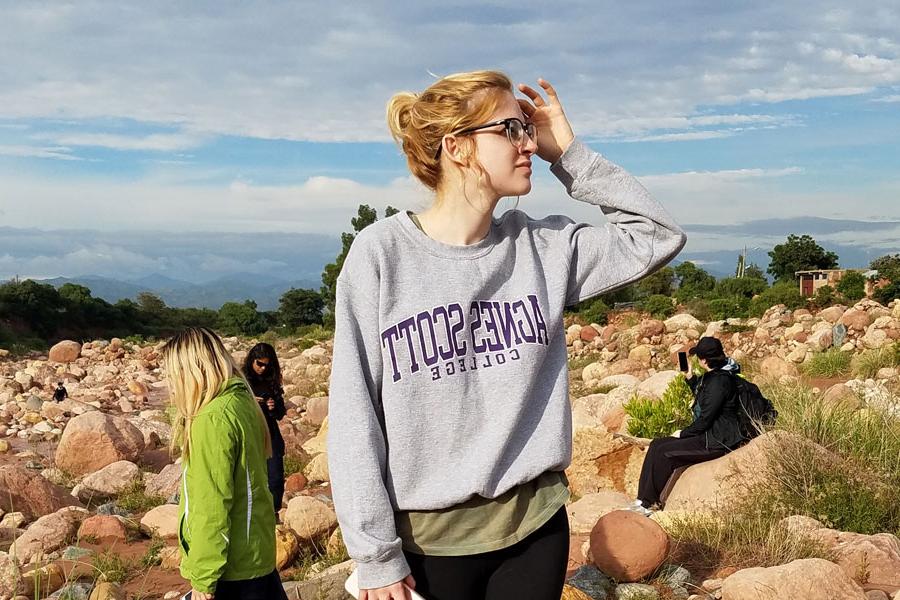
[247,378,287,457]
[681,369,743,450]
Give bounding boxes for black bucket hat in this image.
[689,336,727,360]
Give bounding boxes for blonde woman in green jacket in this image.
[162,327,287,600]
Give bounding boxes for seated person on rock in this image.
[633,336,744,514]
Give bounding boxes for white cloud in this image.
[0,244,166,279]
[640,167,803,187]
[35,131,207,151]
[872,94,900,102]
[619,130,735,143]
[0,2,897,142]
[0,144,79,160]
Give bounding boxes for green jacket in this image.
[178,377,276,593]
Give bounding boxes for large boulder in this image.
[55,412,145,476]
[48,340,82,364]
[145,463,182,499]
[139,504,180,540]
[818,305,847,323]
[781,516,900,587]
[566,490,633,535]
[76,461,140,502]
[758,356,799,379]
[638,319,666,339]
[721,558,865,599]
[589,510,669,582]
[10,506,89,564]
[572,393,628,431]
[841,309,873,332]
[664,314,703,333]
[566,427,644,498]
[303,453,330,484]
[821,383,862,410]
[78,515,128,545]
[275,525,300,570]
[284,496,337,543]
[808,328,834,351]
[636,371,680,400]
[0,465,81,520]
[662,433,826,513]
[17,562,67,599]
[303,396,329,427]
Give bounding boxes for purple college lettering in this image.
[380,295,548,383]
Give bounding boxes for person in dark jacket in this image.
[53,382,68,402]
[243,343,287,513]
[634,336,744,512]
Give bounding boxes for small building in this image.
[796,268,887,298]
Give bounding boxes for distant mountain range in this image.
[40,274,321,311]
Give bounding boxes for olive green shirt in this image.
[395,471,569,556]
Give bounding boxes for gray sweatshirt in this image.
[326,139,686,589]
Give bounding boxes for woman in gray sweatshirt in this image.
[327,70,687,600]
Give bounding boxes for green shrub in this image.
[640,294,675,319]
[297,324,333,341]
[708,296,751,320]
[284,454,309,477]
[139,537,166,568]
[814,285,837,308]
[572,297,610,326]
[568,353,602,372]
[683,298,711,322]
[851,346,900,379]
[749,282,806,317]
[663,503,833,575]
[874,281,900,304]
[801,349,852,377]
[715,277,768,299]
[624,374,694,438]
[115,480,166,513]
[836,271,866,302]
[761,380,900,534]
[91,550,134,584]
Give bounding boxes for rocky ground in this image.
[1,298,899,600]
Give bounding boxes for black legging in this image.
[637,434,728,508]
[267,454,285,512]
[215,570,287,600]
[403,507,569,600]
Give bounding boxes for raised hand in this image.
[517,78,575,165]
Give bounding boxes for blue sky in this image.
[1,1,899,280]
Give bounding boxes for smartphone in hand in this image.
[677,351,690,372]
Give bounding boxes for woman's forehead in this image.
[490,91,526,120]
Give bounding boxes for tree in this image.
[674,262,715,301]
[137,292,168,317]
[767,234,838,282]
[714,277,768,299]
[279,288,324,328]
[814,284,836,307]
[0,279,63,338]
[749,281,806,317]
[836,271,866,302]
[637,266,675,297]
[218,300,268,336]
[641,294,675,318]
[321,204,398,326]
[870,254,900,282]
[743,263,767,281]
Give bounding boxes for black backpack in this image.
[731,374,778,439]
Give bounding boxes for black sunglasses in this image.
[253,359,270,368]
[435,117,537,159]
